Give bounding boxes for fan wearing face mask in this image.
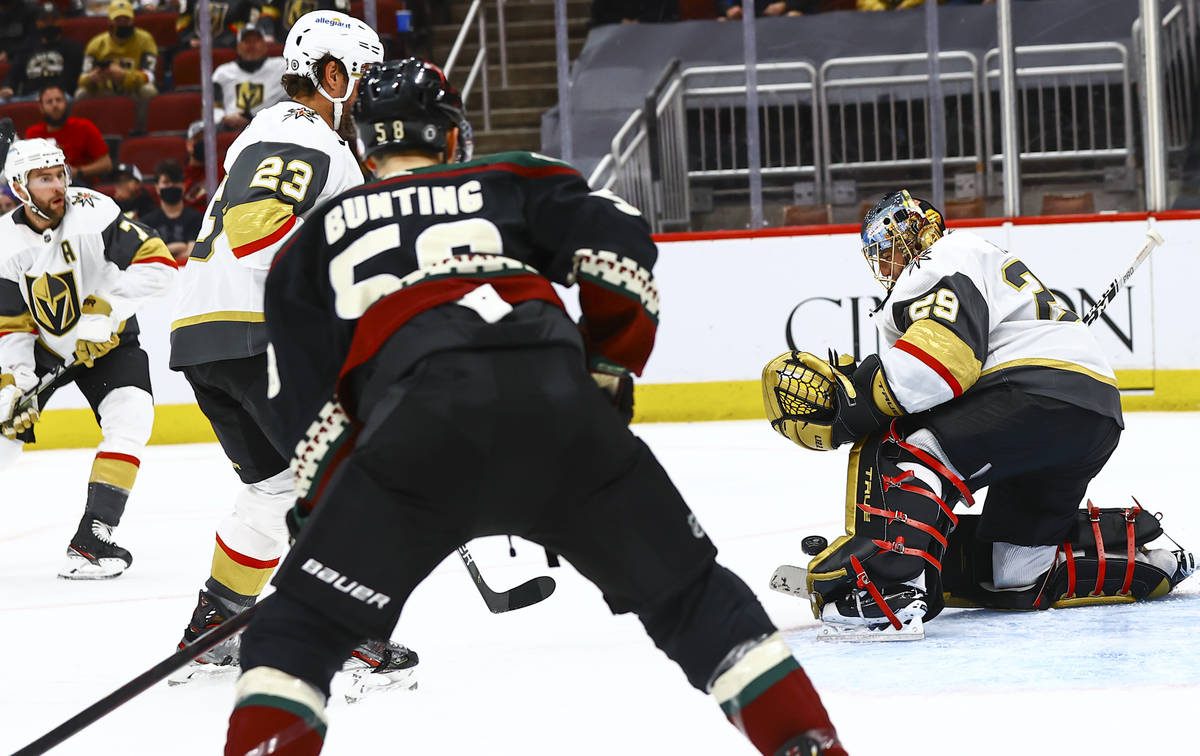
[75,0,158,126]
[212,23,288,132]
[139,159,204,264]
[0,4,84,102]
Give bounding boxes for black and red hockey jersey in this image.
[264,151,660,448]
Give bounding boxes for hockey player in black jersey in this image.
[764,190,1195,640]
[222,58,849,756]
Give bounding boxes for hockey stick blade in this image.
[12,599,265,756]
[458,545,556,614]
[769,564,812,600]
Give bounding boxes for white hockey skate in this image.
[340,639,419,704]
[770,563,926,642]
[58,519,132,580]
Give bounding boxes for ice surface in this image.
[2,415,1197,755]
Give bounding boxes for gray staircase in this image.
[436,0,590,155]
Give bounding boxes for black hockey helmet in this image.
[860,189,945,290]
[353,58,474,164]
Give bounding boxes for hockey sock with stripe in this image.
[710,633,847,756]
[225,667,327,756]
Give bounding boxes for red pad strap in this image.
[857,498,948,549]
[882,472,960,529]
[1119,500,1143,596]
[883,422,975,506]
[850,555,902,630]
[1086,500,1107,596]
[871,536,941,572]
[1063,542,1077,599]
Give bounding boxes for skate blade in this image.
[167,662,239,686]
[769,564,811,599]
[341,667,418,704]
[817,614,925,643]
[57,555,127,580]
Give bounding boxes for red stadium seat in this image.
[1,101,47,136]
[172,47,238,90]
[145,92,204,135]
[71,95,137,138]
[679,0,718,19]
[61,16,110,47]
[351,0,406,35]
[90,182,118,199]
[266,43,284,58]
[137,13,180,50]
[118,135,188,176]
[0,61,10,87]
[216,129,240,168]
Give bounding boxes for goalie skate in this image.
[817,589,927,643]
[341,639,419,703]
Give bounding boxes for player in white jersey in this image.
[0,137,176,579]
[166,11,416,696]
[764,190,1194,639]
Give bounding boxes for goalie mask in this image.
[860,190,945,291]
[6,137,70,221]
[353,58,474,165]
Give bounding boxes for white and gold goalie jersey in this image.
[0,189,176,372]
[169,100,364,368]
[875,228,1122,425]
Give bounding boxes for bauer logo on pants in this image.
[300,558,391,609]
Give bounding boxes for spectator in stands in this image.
[111,161,157,218]
[140,159,202,263]
[0,186,18,214]
[0,0,39,65]
[178,0,267,49]
[212,23,286,131]
[0,4,84,103]
[25,84,114,184]
[591,0,678,25]
[857,0,994,9]
[76,0,159,113]
[258,0,349,42]
[718,0,815,18]
[182,120,211,211]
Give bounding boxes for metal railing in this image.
[589,60,689,232]
[982,42,1134,187]
[819,52,981,196]
[444,0,513,133]
[683,62,820,183]
[1133,2,1194,158]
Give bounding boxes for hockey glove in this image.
[592,364,635,425]
[763,351,905,451]
[0,370,39,440]
[73,296,120,368]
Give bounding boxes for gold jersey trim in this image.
[171,310,266,331]
[897,318,983,393]
[981,358,1118,389]
[223,197,296,252]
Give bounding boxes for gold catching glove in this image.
[0,373,39,440]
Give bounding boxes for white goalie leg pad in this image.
[899,428,966,501]
[95,387,154,456]
[991,542,1059,590]
[0,436,22,472]
[217,468,295,560]
[235,666,327,725]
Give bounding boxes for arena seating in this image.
[782,204,834,226]
[118,135,189,176]
[172,48,238,90]
[72,95,137,138]
[145,92,204,135]
[0,101,42,136]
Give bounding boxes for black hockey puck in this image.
[801,535,829,556]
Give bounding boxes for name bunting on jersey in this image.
[325,180,485,244]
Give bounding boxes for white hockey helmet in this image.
[283,10,384,130]
[6,138,69,220]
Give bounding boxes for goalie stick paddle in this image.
[12,599,266,756]
[1082,229,1165,325]
[457,544,556,613]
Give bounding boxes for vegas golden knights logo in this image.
[236,82,265,112]
[25,270,81,336]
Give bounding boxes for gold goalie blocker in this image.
[762,350,903,452]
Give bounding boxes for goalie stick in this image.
[12,599,265,756]
[458,544,556,613]
[1082,228,1165,325]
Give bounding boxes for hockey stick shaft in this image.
[457,544,556,614]
[12,599,266,756]
[1082,229,1165,325]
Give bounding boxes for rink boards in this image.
[27,211,1200,448]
